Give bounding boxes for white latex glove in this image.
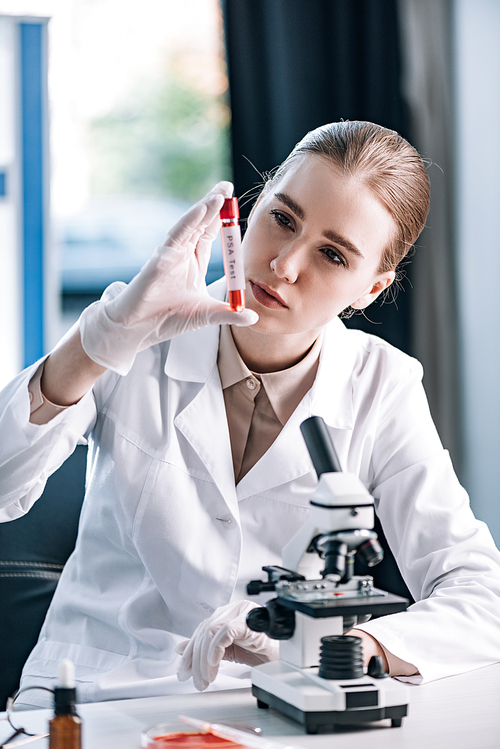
[79,182,258,375]
[176,600,279,691]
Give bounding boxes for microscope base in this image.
[251,661,409,734]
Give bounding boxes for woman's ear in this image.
[351,271,396,310]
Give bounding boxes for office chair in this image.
[0,445,87,709]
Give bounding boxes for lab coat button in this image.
[246,377,258,391]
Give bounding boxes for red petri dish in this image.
[150,733,242,748]
[141,724,244,749]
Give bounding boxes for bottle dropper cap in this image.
[220,197,239,220]
[58,658,75,688]
[54,658,78,715]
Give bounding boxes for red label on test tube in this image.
[220,198,245,312]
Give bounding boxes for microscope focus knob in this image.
[367,655,389,679]
[246,599,295,640]
[246,607,270,632]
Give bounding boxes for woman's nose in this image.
[270,244,305,283]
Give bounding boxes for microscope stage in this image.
[277,589,409,618]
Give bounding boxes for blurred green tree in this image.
[90,76,231,201]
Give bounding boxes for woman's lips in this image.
[250,280,288,309]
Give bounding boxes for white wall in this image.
[454,0,500,543]
[0,16,22,387]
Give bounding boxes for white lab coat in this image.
[1,278,499,705]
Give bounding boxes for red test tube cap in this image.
[220,197,239,220]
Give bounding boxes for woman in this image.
[1,121,499,705]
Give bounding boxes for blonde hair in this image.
[270,121,430,274]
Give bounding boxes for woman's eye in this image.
[270,210,293,230]
[322,247,347,267]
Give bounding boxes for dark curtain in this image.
[221,0,411,353]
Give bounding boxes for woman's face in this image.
[241,154,397,338]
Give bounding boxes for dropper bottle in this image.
[49,658,82,749]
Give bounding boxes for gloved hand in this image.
[176,600,279,691]
[79,182,258,375]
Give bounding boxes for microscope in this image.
[246,416,410,734]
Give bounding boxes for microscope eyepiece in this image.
[300,416,342,476]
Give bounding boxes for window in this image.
[1,0,230,336]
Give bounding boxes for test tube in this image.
[220,197,245,311]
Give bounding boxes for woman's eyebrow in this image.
[323,229,364,259]
[274,191,364,259]
[274,191,305,220]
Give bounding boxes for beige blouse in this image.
[217,323,322,482]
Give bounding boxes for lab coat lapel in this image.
[309,316,357,429]
[236,317,357,500]
[236,396,316,500]
[164,322,239,517]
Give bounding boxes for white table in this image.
[2,663,500,749]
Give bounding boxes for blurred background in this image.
[0,0,499,543]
